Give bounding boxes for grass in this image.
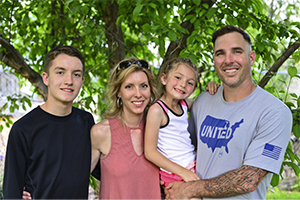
[267,190,300,199]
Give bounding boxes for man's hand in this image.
[165,181,192,200]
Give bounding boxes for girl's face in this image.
[118,71,151,117]
[161,64,196,100]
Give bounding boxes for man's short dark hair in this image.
[212,25,251,46]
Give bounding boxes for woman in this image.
[90,57,161,199]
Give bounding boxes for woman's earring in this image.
[149,97,153,105]
[117,97,122,107]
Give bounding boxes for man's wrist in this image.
[184,180,204,199]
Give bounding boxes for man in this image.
[3,46,99,198]
[165,25,292,199]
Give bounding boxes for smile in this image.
[174,88,185,94]
[225,69,238,73]
[61,88,73,92]
[132,101,143,105]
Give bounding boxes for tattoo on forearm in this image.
[204,165,267,198]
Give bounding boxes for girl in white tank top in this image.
[144,58,219,186]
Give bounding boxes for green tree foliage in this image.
[1,0,300,187]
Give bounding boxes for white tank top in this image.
[156,100,196,173]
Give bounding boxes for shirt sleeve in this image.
[3,123,29,198]
[243,105,292,174]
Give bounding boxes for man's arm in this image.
[166,165,267,199]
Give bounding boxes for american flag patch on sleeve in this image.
[262,143,282,160]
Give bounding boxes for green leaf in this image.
[293,123,300,138]
[158,36,165,57]
[2,103,8,111]
[171,22,188,34]
[81,6,89,15]
[270,174,279,187]
[291,162,300,176]
[206,8,217,19]
[65,0,74,4]
[256,42,264,52]
[22,103,26,111]
[142,23,151,33]
[293,54,300,63]
[202,3,209,9]
[89,175,97,190]
[168,31,177,41]
[288,66,298,77]
[194,19,201,29]
[227,17,238,26]
[285,101,295,109]
[149,3,156,9]
[188,54,197,64]
[192,0,201,6]
[187,35,193,46]
[117,0,125,5]
[286,147,295,162]
[133,3,144,18]
[116,15,124,26]
[23,14,30,25]
[290,93,298,98]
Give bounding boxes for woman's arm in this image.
[90,119,111,173]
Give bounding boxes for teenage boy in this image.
[3,46,97,199]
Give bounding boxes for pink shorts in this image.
[160,161,196,186]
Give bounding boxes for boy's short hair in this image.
[44,46,85,76]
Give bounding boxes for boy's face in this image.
[42,54,84,105]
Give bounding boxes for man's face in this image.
[213,32,256,88]
[42,54,84,106]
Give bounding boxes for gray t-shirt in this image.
[188,85,292,199]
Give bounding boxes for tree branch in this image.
[0,36,47,101]
[258,38,300,88]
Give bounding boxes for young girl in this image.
[144,58,218,186]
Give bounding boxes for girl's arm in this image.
[186,82,220,111]
[206,82,220,95]
[144,104,199,182]
[185,99,194,112]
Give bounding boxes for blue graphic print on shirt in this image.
[199,115,244,153]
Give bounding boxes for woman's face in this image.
[118,71,151,117]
